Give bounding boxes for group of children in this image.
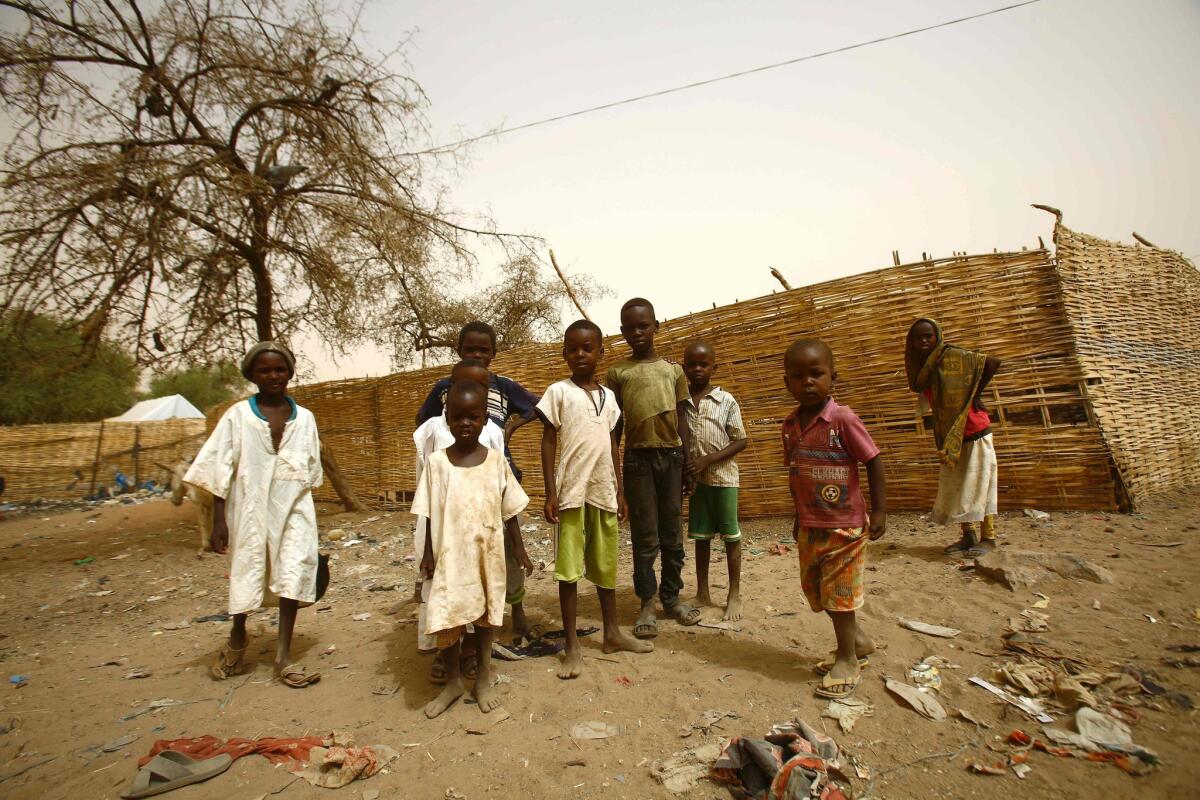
[186,307,1001,714]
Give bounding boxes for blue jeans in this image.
[623,447,685,606]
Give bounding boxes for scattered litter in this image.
[1017,608,1051,632]
[1011,762,1032,779]
[74,556,95,566]
[968,676,1053,723]
[352,612,372,622]
[125,667,152,680]
[712,719,848,798]
[885,677,946,720]
[326,529,346,541]
[696,620,741,632]
[466,709,511,735]
[110,553,131,560]
[520,523,540,533]
[679,709,737,738]
[1031,592,1050,609]
[145,595,166,603]
[1023,509,1050,521]
[899,619,960,638]
[820,697,873,732]
[570,721,622,740]
[101,732,140,753]
[90,589,113,597]
[9,675,27,687]
[1136,541,1184,548]
[614,676,632,687]
[119,698,191,722]
[362,790,380,800]
[161,620,191,631]
[957,708,991,728]
[767,542,791,556]
[1054,674,1098,710]
[908,661,942,692]
[969,761,1006,775]
[1144,614,1158,624]
[367,583,399,592]
[652,741,722,794]
[1093,600,1102,610]
[192,613,231,624]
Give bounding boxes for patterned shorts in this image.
[797,526,866,612]
[434,616,491,650]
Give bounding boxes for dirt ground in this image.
[0,493,1198,800]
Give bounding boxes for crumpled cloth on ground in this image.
[137,734,397,788]
[711,718,850,800]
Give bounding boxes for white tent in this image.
[108,394,204,422]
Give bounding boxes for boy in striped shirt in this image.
[682,342,749,621]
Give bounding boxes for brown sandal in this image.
[277,663,321,688]
[209,640,248,681]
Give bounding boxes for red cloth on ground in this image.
[138,735,329,768]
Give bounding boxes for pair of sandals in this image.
[633,603,702,639]
[943,535,991,560]
[813,654,870,699]
[210,638,320,688]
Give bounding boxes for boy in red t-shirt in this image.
[781,339,886,699]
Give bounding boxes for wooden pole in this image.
[88,420,105,496]
[1131,232,1157,248]
[769,267,792,291]
[548,249,591,321]
[319,439,367,512]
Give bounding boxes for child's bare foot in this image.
[695,588,715,607]
[423,676,464,718]
[473,678,503,713]
[557,646,584,679]
[602,628,654,654]
[722,593,742,622]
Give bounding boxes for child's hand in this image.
[420,549,437,579]
[868,511,887,541]
[544,495,559,524]
[682,475,696,498]
[617,494,628,522]
[211,519,230,554]
[517,543,535,576]
[685,455,711,478]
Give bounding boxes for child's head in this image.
[683,341,717,391]
[444,379,487,447]
[907,318,940,360]
[241,341,295,395]
[450,358,490,391]
[563,320,604,380]
[619,298,658,358]
[784,338,836,410]
[457,321,497,367]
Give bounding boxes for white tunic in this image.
[535,379,621,512]
[411,448,528,632]
[184,399,323,614]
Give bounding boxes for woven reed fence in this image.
[1053,222,1200,506]
[222,244,1129,517]
[0,418,206,501]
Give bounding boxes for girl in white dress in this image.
[414,380,532,718]
[185,342,324,689]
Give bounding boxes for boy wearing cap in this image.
[185,341,325,688]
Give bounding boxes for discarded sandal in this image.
[121,750,232,799]
[209,640,247,681]
[277,663,321,688]
[814,655,870,676]
[814,672,861,699]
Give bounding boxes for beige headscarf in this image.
[240,341,296,380]
[904,319,987,467]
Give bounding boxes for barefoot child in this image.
[905,319,1002,558]
[538,320,654,679]
[415,380,533,718]
[416,321,542,641]
[607,298,698,639]
[412,359,506,681]
[682,341,749,621]
[186,342,324,688]
[782,339,886,699]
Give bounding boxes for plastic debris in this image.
[74,556,95,566]
[1011,763,1032,779]
[352,612,372,622]
[957,708,991,728]
[125,667,152,680]
[968,677,1053,723]
[885,678,946,720]
[9,675,27,687]
[679,710,737,738]
[820,697,873,732]
[102,732,140,753]
[1031,592,1050,609]
[161,620,191,631]
[570,721,622,740]
[652,741,723,794]
[969,761,1006,775]
[908,661,942,692]
[900,619,960,638]
[1023,508,1050,521]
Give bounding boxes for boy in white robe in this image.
[185,341,324,688]
[412,360,505,669]
[415,380,532,718]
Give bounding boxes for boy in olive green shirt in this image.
[607,298,699,639]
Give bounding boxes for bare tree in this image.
[378,253,608,368]
[0,0,530,366]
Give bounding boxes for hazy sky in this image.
[103,1,1200,378]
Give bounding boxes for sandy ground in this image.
[0,493,1198,800]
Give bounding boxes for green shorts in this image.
[555,503,618,589]
[688,484,741,542]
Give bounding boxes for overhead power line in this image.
[429,0,1043,152]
